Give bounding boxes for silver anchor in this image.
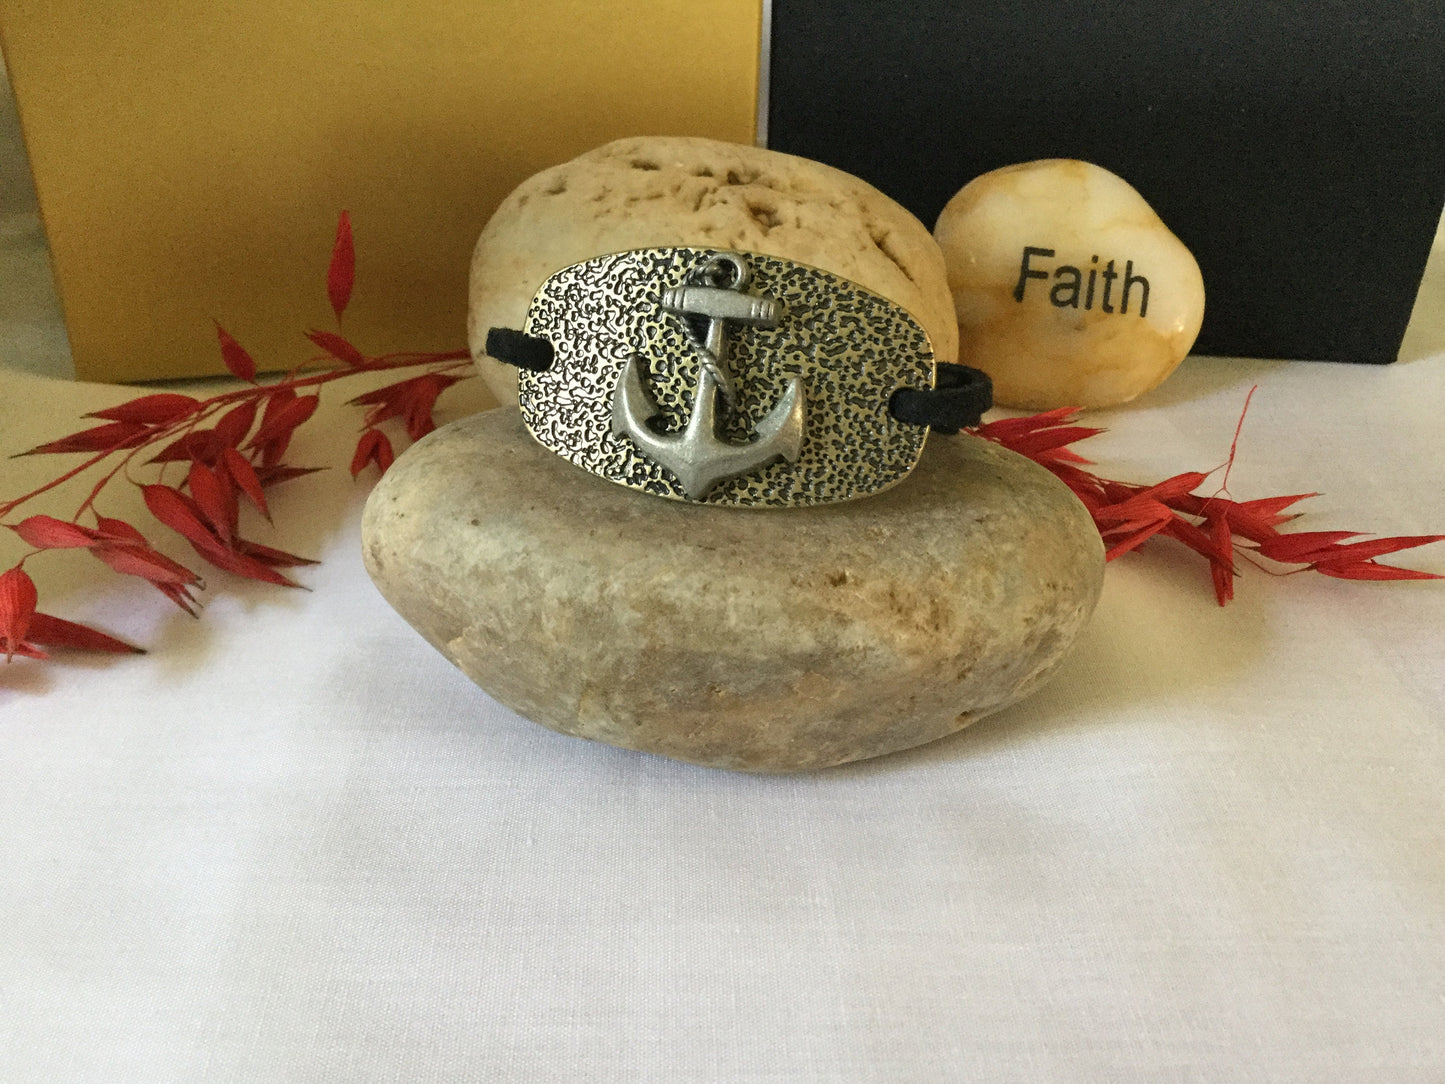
[610,253,806,500]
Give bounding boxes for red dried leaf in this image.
[1308,534,1445,567]
[144,485,306,588]
[350,428,395,478]
[307,329,367,368]
[25,421,149,456]
[256,441,283,471]
[1314,562,1444,582]
[261,442,289,471]
[250,393,319,448]
[236,540,319,568]
[1094,494,1174,528]
[347,383,405,408]
[252,464,324,488]
[1036,446,1094,466]
[328,210,355,321]
[1208,512,1235,605]
[87,516,204,610]
[12,515,100,550]
[362,402,400,429]
[88,393,201,426]
[973,407,1083,441]
[142,484,215,550]
[93,516,148,546]
[192,541,301,588]
[91,546,203,615]
[349,372,462,440]
[187,461,237,543]
[404,373,462,440]
[26,613,143,655]
[1170,493,1314,544]
[1160,515,1219,560]
[155,582,203,615]
[214,401,259,448]
[348,391,406,434]
[148,429,223,467]
[91,543,198,588]
[246,391,319,468]
[1102,523,1171,561]
[1043,461,1101,497]
[88,525,204,614]
[1255,531,1363,564]
[215,323,257,382]
[222,447,269,519]
[1133,472,1212,502]
[973,410,1104,471]
[1234,493,1317,521]
[993,424,1107,458]
[248,389,294,465]
[0,565,39,660]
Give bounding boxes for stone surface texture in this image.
[469,136,957,405]
[362,409,1105,772]
[935,159,1205,410]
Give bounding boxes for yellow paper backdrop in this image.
[0,1,763,381]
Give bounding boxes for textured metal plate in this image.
[516,248,935,507]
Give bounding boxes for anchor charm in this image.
[610,253,806,501]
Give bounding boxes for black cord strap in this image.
[486,327,555,372]
[888,363,993,434]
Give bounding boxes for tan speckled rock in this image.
[935,159,1205,410]
[469,136,957,404]
[362,410,1104,772]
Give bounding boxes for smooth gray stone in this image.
[362,409,1104,772]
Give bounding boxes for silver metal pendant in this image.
[516,247,935,507]
[609,253,805,500]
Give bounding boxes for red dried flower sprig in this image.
[2,212,470,660]
[970,395,1443,605]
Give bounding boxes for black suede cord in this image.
[888,363,993,434]
[485,327,555,372]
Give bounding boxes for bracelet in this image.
[486,247,991,507]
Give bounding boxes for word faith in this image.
[1013,246,1150,317]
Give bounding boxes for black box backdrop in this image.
[767,0,1445,363]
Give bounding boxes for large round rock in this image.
[362,410,1104,772]
[469,135,958,405]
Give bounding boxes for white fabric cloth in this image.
[4,61,1445,1084]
